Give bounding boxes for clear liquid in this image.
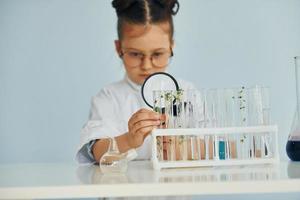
[100,152,128,173]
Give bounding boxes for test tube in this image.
[196,136,202,160]
[153,91,164,161]
[213,135,220,160]
[187,135,200,160]
[173,90,189,160]
[205,89,216,160]
[262,133,272,158]
[156,136,163,161]
[224,89,237,160]
[255,134,262,158]
[219,136,226,160]
[204,135,209,160]
[187,136,193,160]
[181,135,188,160]
[168,136,176,161]
[237,133,250,159]
[199,136,206,160]
[163,136,168,160]
[247,86,271,159]
[229,137,237,159]
[162,91,170,161]
[250,134,255,158]
[225,136,230,159]
[175,135,182,160]
[209,136,214,160]
[165,90,176,161]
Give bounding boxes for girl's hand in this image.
[126,108,161,148]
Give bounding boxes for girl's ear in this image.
[114,40,122,57]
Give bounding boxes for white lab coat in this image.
[76,75,195,164]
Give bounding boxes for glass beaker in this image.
[99,137,128,173]
[287,56,300,161]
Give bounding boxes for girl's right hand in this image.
[126,108,161,149]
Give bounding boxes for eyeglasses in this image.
[120,48,173,68]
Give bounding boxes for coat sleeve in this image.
[75,88,124,164]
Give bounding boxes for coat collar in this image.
[124,75,141,92]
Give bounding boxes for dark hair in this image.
[112,0,179,40]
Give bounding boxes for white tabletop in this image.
[0,160,300,199]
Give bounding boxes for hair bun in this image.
[154,0,180,15]
[112,0,138,16]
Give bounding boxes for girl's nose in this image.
[140,57,153,70]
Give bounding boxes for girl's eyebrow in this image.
[123,47,169,52]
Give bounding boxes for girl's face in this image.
[115,23,173,85]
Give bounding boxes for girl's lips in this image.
[140,74,150,78]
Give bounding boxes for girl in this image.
[76,0,195,164]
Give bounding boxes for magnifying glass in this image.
[141,72,180,108]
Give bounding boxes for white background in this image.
[1,0,299,165]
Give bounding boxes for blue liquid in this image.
[219,141,226,160]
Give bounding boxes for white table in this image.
[0,161,300,199]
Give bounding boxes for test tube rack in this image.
[151,125,279,170]
[153,163,279,182]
